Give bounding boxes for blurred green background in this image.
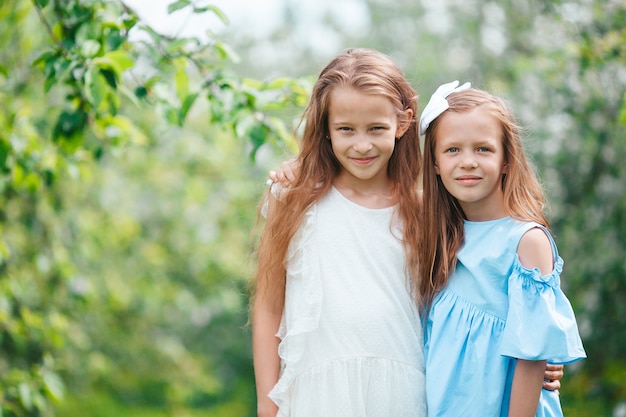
[0,0,624,416]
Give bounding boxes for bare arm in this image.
[509,228,555,416]
[509,359,548,417]
[252,194,283,417]
[252,296,282,417]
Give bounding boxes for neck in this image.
[460,198,507,222]
[333,175,396,209]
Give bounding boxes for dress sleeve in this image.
[500,231,586,364]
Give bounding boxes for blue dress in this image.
[424,217,586,417]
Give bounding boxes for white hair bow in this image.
[419,80,471,136]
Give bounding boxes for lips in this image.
[350,156,377,165]
[456,175,481,185]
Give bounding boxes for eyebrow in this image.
[329,120,392,126]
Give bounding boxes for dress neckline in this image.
[464,216,511,226]
[330,186,396,212]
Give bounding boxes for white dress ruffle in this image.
[268,187,426,417]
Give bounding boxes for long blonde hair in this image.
[419,88,548,310]
[254,48,422,311]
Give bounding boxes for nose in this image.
[352,137,373,154]
[460,153,478,169]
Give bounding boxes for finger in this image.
[268,170,278,182]
[544,370,560,380]
[284,168,296,184]
[273,169,285,184]
[543,380,561,391]
[278,163,292,181]
[276,170,290,187]
[548,370,564,381]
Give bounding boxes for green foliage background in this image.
[0,0,624,416]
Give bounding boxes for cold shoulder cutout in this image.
[501,225,585,364]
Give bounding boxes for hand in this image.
[542,363,564,391]
[269,158,299,187]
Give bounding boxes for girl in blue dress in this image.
[418,81,586,417]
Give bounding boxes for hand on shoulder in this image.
[269,157,300,187]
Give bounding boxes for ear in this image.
[434,161,440,175]
[395,108,414,139]
[501,162,508,174]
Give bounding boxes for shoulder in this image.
[517,227,553,275]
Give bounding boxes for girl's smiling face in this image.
[327,86,410,193]
[434,106,508,221]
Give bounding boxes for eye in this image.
[445,147,459,153]
[337,127,352,132]
[477,146,491,152]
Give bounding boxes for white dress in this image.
[269,187,426,417]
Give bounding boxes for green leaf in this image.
[81,39,101,58]
[166,38,193,54]
[265,77,294,89]
[38,54,76,92]
[193,5,229,24]
[166,107,179,125]
[234,113,255,139]
[174,58,189,101]
[42,371,65,401]
[137,25,164,45]
[43,75,56,92]
[94,114,148,146]
[93,50,134,81]
[84,66,108,107]
[179,93,199,125]
[214,41,240,63]
[0,139,10,171]
[53,110,87,144]
[122,15,138,31]
[31,50,56,68]
[18,382,33,410]
[167,0,190,14]
[249,123,269,160]
[34,0,49,7]
[135,85,148,99]
[104,29,125,51]
[100,68,118,89]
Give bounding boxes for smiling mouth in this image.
[351,156,377,164]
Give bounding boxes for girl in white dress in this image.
[252,48,426,417]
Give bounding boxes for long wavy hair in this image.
[253,48,422,312]
[419,88,548,311]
